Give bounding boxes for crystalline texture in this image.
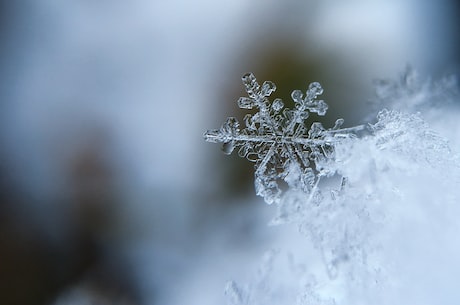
[204,73,364,204]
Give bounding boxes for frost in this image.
[371,66,460,147]
[204,73,364,204]
[205,72,460,305]
[371,65,458,114]
[223,249,325,305]
[370,109,452,166]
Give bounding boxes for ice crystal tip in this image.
[308,81,324,97]
[205,73,362,204]
[272,98,284,112]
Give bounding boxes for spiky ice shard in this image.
[204,73,364,204]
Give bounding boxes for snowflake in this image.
[204,73,364,204]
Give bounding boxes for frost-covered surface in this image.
[371,66,460,147]
[206,72,460,304]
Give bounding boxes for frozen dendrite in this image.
[204,73,364,204]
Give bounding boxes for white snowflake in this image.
[204,73,364,204]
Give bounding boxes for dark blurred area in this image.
[0,1,458,304]
[0,127,137,304]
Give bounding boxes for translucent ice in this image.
[204,73,364,204]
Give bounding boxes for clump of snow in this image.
[207,71,460,305]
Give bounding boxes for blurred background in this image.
[0,0,458,304]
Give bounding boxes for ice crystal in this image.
[204,73,364,204]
